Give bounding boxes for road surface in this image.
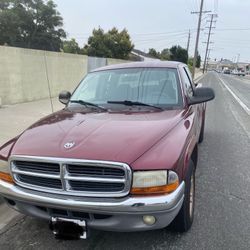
[0,72,250,250]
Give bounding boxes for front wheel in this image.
[170,161,195,232]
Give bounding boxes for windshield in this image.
[70,67,183,109]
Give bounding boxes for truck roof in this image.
[91,61,184,72]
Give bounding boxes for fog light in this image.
[143,215,156,225]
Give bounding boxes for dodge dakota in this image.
[0,61,214,239]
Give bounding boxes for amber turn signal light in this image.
[131,180,179,195]
[0,172,14,184]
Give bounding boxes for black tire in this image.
[198,117,205,143]
[170,161,195,232]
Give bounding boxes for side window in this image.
[182,67,193,97]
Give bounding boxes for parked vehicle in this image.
[0,61,214,239]
[237,70,245,77]
[223,69,231,74]
[232,70,245,76]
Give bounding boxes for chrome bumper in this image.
[0,180,185,231]
[0,180,185,214]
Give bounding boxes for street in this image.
[0,72,250,249]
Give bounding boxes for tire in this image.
[198,117,205,143]
[170,161,195,232]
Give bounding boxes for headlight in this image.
[0,159,14,183]
[131,170,179,195]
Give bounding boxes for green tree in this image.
[169,45,188,63]
[0,0,66,51]
[188,52,201,68]
[160,48,170,60]
[148,48,160,59]
[196,54,201,68]
[84,27,134,59]
[62,38,81,54]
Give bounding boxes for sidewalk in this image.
[0,98,63,145]
[194,70,204,82]
[0,98,64,231]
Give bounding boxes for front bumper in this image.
[0,180,185,231]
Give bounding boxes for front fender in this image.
[0,137,19,161]
[131,117,195,180]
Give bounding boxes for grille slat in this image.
[67,165,125,177]
[18,174,62,189]
[14,161,60,174]
[69,180,124,192]
[11,157,131,198]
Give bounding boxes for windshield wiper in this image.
[70,100,107,111]
[107,100,163,110]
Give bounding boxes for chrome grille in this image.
[10,156,132,198]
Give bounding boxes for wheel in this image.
[198,117,205,143]
[170,160,195,232]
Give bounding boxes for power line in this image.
[134,32,191,43]
[135,34,188,46]
[216,27,250,31]
[154,37,188,50]
[131,29,197,37]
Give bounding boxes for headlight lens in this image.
[131,170,179,195]
[0,159,14,183]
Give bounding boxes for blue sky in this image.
[53,0,250,62]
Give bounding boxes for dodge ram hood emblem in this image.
[64,142,75,149]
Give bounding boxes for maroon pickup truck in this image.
[0,61,214,239]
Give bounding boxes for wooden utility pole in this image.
[187,30,191,55]
[191,0,204,79]
[191,1,211,78]
[206,48,212,71]
[203,14,216,73]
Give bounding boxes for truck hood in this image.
[11,109,184,165]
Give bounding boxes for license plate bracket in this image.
[50,217,87,240]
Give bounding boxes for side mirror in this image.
[188,87,215,105]
[59,91,71,105]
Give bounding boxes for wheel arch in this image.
[182,140,198,179]
[190,144,198,169]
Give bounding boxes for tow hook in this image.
[49,217,88,240]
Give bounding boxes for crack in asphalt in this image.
[0,215,26,236]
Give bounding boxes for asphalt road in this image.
[219,74,250,112]
[0,72,250,250]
